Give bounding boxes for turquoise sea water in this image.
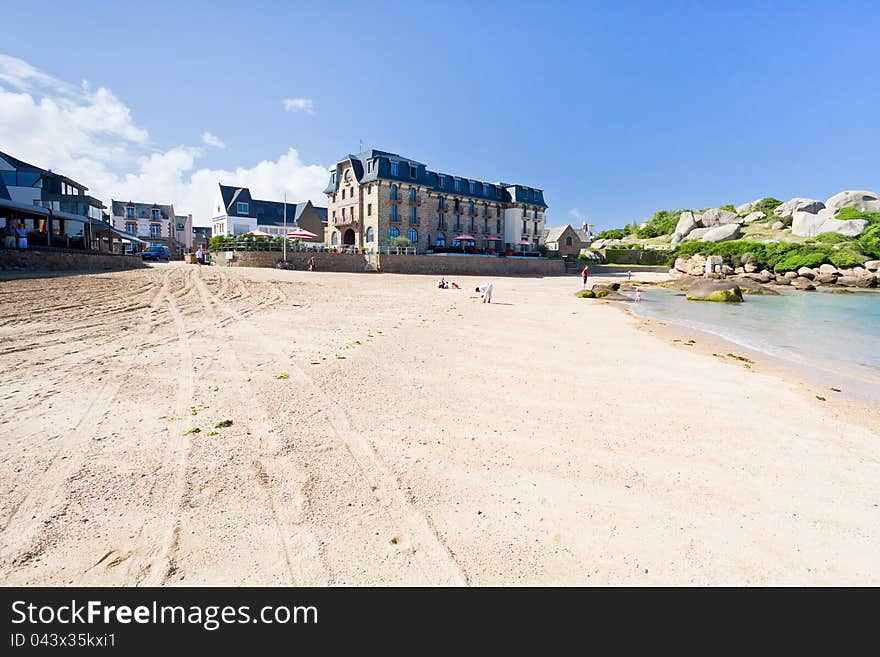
[630,288,880,402]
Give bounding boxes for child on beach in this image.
[634,288,641,303]
[582,265,589,288]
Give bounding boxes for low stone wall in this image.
[379,255,565,277]
[0,247,146,273]
[602,248,670,265]
[215,250,372,272]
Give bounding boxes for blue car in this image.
[141,245,170,262]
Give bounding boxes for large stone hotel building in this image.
[323,149,547,253]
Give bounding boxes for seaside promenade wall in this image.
[379,255,565,277]
[214,251,566,276]
[0,248,146,274]
[215,251,372,272]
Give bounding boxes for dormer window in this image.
[438,175,445,188]
[391,161,399,176]
[237,202,249,214]
[469,181,475,194]
[151,208,161,219]
[409,165,416,179]
[125,206,135,219]
[344,169,352,182]
[454,179,461,192]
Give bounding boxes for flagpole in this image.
[283,192,287,261]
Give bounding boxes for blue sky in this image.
[2,0,879,228]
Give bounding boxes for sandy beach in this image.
[1,263,878,586]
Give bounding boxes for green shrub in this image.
[576,290,595,298]
[636,209,682,238]
[814,232,853,244]
[772,250,827,273]
[857,224,880,259]
[754,197,783,215]
[390,236,413,247]
[828,247,865,268]
[720,204,736,213]
[596,228,625,240]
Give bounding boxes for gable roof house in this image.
[211,184,327,242]
[110,200,192,257]
[542,224,588,257]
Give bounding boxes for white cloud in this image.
[201,131,225,149]
[282,97,314,114]
[0,54,328,224]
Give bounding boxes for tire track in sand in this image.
[127,268,198,586]
[188,268,325,585]
[0,269,176,574]
[198,268,466,585]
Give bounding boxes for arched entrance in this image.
[343,229,355,245]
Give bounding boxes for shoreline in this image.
[609,295,880,434]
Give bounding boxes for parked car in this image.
[141,245,170,262]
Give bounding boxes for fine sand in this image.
[0,263,878,585]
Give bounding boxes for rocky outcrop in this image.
[736,199,764,214]
[865,260,880,272]
[674,211,698,237]
[743,211,766,223]
[792,277,816,290]
[701,208,742,227]
[825,190,880,214]
[773,198,825,219]
[700,224,741,242]
[685,280,744,302]
[771,221,785,230]
[684,227,711,241]
[791,208,868,237]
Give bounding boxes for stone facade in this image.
[324,149,547,253]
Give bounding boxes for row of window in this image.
[125,206,164,220]
[125,222,163,238]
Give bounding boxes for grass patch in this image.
[726,353,754,363]
[206,431,218,437]
[274,373,290,380]
[183,427,201,436]
[214,419,233,429]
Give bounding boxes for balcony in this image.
[334,215,359,228]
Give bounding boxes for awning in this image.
[0,197,51,216]
[484,236,502,241]
[90,219,148,244]
[453,234,476,241]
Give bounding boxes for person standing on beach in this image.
[196,246,204,265]
[581,264,589,288]
[308,255,316,271]
[634,288,641,303]
[15,223,27,249]
[627,270,632,281]
[3,221,16,249]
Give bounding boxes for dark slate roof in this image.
[218,184,328,227]
[323,149,548,208]
[0,174,9,200]
[111,200,173,219]
[0,150,90,192]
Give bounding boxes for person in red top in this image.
[581,264,589,288]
